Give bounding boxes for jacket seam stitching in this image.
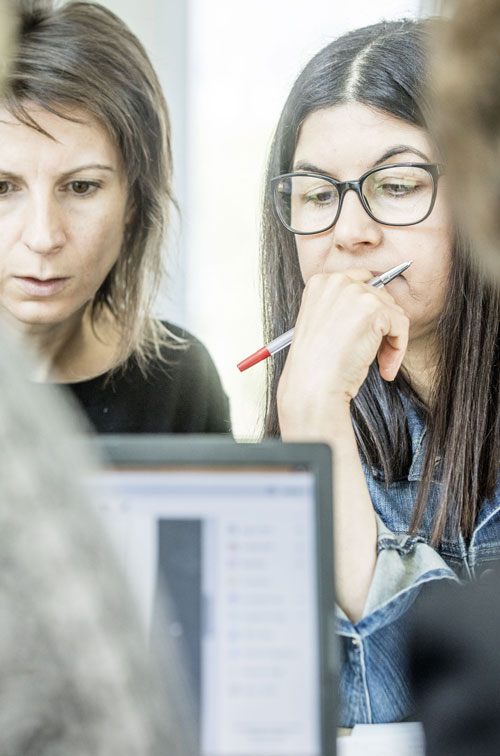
[358,636,372,723]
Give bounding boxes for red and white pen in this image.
[237,260,413,372]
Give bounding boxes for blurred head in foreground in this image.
[410,6,500,751]
[0,332,191,756]
[432,0,500,274]
[0,0,15,70]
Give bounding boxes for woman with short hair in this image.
[0,0,230,434]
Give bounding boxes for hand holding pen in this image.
[237,261,413,372]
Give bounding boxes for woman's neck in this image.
[0,306,122,383]
[401,331,440,406]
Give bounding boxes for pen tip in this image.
[397,260,413,273]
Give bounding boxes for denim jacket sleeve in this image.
[336,514,458,726]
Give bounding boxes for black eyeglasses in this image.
[271,162,445,234]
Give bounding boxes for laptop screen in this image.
[87,437,336,756]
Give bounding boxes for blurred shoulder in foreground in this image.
[408,566,500,756]
[0,328,192,755]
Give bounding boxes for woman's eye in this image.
[67,180,99,196]
[379,181,419,196]
[0,181,14,196]
[305,190,335,204]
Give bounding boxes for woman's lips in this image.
[14,276,69,297]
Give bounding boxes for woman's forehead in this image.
[294,103,433,172]
[0,103,124,172]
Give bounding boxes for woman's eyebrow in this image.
[292,146,431,176]
[373,145,430,165]
[292,160,331,175]
[60,163,116,179]
[0,169,21,179]
[0,163,116,180]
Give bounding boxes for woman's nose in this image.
[21,193,67,254]
[331,188,382,252]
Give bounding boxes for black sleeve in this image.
[168,333,231,434]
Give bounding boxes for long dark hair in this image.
[261,19,500,545]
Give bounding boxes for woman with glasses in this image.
[0,0,230,434]
[261,18,500,726]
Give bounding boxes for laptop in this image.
[87,435,337,756]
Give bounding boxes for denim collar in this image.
[405,401,428,482]
[367,396,428,483]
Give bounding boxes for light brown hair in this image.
[4,0,180,372]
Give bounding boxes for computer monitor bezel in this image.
[93,434,337,756]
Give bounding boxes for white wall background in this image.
[97,0,430,438]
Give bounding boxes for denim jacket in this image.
[337,401,500,726]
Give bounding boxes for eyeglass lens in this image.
[274,165,435,232]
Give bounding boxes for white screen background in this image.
[88,469,322,756]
